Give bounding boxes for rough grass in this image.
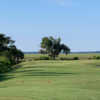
[0,54,100,100]
[24,53,100,61]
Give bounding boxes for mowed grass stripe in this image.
[0,60,100,100]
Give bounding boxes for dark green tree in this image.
[40,36,70,59]
[0,33,24,64]
[0,33,14,51]
[8,45,24,64]
[39,49,47,54]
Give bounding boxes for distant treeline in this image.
[24,51,100,54]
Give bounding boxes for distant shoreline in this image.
[24,51,100,54]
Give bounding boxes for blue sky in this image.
[0,0,100,51]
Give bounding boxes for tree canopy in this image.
[40,36,70,59]
[0,33,14,51]
[0,33,24,65]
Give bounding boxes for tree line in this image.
[0,33,70,72]
[0,33,24,73]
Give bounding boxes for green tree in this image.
[0,33,14,51]
[40,36,70,59]
[0,33,24,73]
[0,33,24,64]
[8,45,24,64]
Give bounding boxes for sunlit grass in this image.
[0,54,100,100]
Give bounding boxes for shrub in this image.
[59,57,73,60]
[93,56,100,60]
[73,57,79,60]
[39,56,49,60]
[95,56,100,60]
[88,57,92,60]
[34,56,49,60]
[0,62,12,73]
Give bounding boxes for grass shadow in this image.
[0,74,16,81]
[11,66,76,77]
[0,64,77,82]
[24,71,76,76]
[0,65,22,82]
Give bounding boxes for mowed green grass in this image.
[1,54,100,100]
[24,53,100,61]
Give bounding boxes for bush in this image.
[59,57,79,60]
[88,57,92,60]
[0,55,13,73]
[34,56,49,60]
[59,57,73,60]
[40,56,49,60]
[95,56,100,60]
[96,56,100,59]
[93,56,100,60]
[73,57,79,60]
[0,62,12,73]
